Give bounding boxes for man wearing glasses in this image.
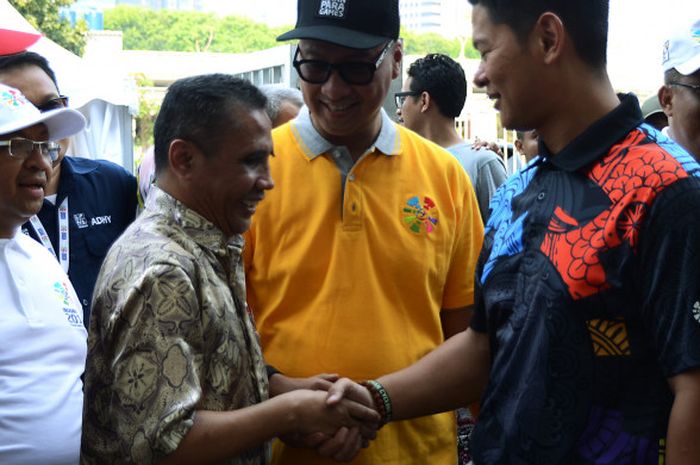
[0,51,138,326]
[658,18,700,160]
[243,1,484,464]
[0,83,87,465]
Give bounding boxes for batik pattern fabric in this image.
[81,187,270,465]
[470,94,700,465]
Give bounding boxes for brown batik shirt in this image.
[81,187,270,465]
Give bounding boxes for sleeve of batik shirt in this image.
[87,262,204,464]
[637,176,700,377]
[441,169,485,309]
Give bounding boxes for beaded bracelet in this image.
[362,379,393,425]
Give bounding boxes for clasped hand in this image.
[271,374,379,462]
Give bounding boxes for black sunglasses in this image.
[394,91,421,108]
[293,40,395,86]
[36,95,69,113]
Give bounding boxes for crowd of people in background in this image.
[1,1,699,465]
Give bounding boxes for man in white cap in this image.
[0,83,87,465]
[659,18,700,159]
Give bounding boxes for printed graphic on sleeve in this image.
[586,318,631,356]
[402,196,438,234]
[540,129,688,300]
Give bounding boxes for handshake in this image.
[269,373,389,463]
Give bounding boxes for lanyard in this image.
[28,197,70,273]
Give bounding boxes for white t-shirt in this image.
[0,231,87,465]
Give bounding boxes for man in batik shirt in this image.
[81,74,379,465]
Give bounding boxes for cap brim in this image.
[277,25,389,50]
[0,29,41,55]
[675,53,700,75]
[0,107,86,141]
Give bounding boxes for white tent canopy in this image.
[1,0,137,171]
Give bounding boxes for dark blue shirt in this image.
[23,156,137,325]
[471,94,700,465]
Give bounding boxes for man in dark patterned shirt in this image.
[328,1,700,464]
[81,74,378,465]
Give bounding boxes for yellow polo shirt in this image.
[244,108,484,465]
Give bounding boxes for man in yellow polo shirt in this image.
[243,0,484,464]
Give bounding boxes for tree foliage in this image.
[104,6,287,53]
[401,28,479,59]
[9,0,88,56]
[104,6,478,58]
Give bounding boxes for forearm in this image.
[157,390,378,465]
[156,396,297,465]
[377,328,490,421]
[667,368,700,465]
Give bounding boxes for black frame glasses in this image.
[36,95,69,113]
[0,138,59,163]
[670,82,700,93]
[293,40,395,85]
[394,91,421,108]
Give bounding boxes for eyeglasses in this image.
[36,95,69,113]
[670,82,700,94]
[0,138,59,163]
[293,40,395,85]
[394,91,421,108]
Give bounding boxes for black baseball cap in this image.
[277,0,400,50]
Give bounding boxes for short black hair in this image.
[154,74,268,174]
[407,54,466,118]
[468,0,609,70]
[0,51,60,90]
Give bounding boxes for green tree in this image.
[9,0,88,56]
[132,73,160,153]
[400,28,479,59]
[104,6,287,53]
[104,6,478,58]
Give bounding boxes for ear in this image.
[658,85,674,117]
[514,139,524,154]
[420,91,431,113]
[391,40,404,80]
[533,12,566,65]
[168,139,197,181]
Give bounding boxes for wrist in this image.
[361,380,392,426]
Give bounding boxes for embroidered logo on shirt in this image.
[693,301,700,324]
[402,196,438,234]
[73,213,89,229]
[53,281,83,328]
[91,215,112,226]
[317,0,347,19]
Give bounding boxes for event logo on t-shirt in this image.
[53,281,84,328]
[402,195,439,235]
[693,301,700,324]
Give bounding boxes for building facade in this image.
[399,0,471,38]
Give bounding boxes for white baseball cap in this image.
[0,83,86,140]
[662,19,700,75]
